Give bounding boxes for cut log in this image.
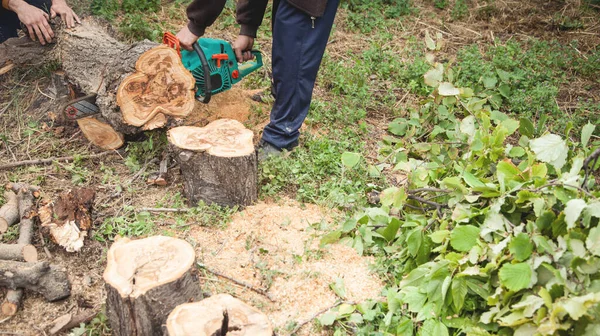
[0,244,37,262]
[38,188,95,252]
[166,294,273,336]
[146,154,169,186]
[76,117,124,150]
[2,18,197,149]
[0,260,70,301]
[116,46,195,127]
[103,236,202,336]
[168,119,257,207]
[2,290,22,316]
[0,190,19,233]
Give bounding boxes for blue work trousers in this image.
[262,0,339,150]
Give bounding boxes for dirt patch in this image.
[189,199,383,335]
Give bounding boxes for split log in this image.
[0,260,70,301]
[168,119,257,207]
[103,236,202,336]
[1,18,197,149]
[38,188,95,252]
[0,244,37,262]
[0,191,18,233]
[166,294,273,336]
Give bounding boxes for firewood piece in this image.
[0,244,37,262]
[146,155,169,186]
[38,188,95,252]
[0,191,18,233]
[0,260,71,301]
[0,151,117,171]
[117,46,195,127]
[166,294,273,336]
[49,310,97,335]
[76,117,124,150]
[103,236,202,336]
[168,119,257,207]
[2,289,22,316]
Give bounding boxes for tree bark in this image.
[0,191,18,233]
[0,260,70,301]
[166,294,273,336]
[103,236,202,336]
[0,244,37,262]
[168,119,258,207]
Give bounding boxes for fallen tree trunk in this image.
[1,18,197,149]
[168,119,257,207]
[103,236,202,336]
[0,260,70,301]
[166,294,273,336]
[0,191,18,233]
[0,244,37,262]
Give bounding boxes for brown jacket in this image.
[187,0,328,38]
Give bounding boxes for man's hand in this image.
[232,35,254,62]
[176,26,199,51]
[51,0,81,28]
[9,0,54,45]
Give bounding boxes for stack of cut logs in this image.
[0,183,71,316]
[103,236,273,335]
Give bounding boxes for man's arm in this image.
[3,0,54,44]
[236,0,269,38]
[177,0,226,50]
[50,0,80,28]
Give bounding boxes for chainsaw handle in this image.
[192,42,212,104]
[238,50,263,79]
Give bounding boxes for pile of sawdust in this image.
[189,198,383,335]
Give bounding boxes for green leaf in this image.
[389,118,408,136]
[450,225,480,252]
[380,187,407,209]
[430,230,450,244]
[329,277,346,299]
[535,211,556,231]
[341,152,361,168]
[559,292,600,320]
[320,230,341,247]
[519,118,535,137]
[498,83,511,98]
[438,82,460,96]
[400,265,429,287]
[402,287,427,313]
[407,229,423,257]
[421,319,449,336]
[564,199,586,229]
[499,262,532,292]
[500,118,520,135]
[379,217,401,242]
[452,277,468,312]
[530,134,568,170]
[483,76,497,89]
[425,30,436,50]
[581,123,596,147]
[509,233,534,261]
[424,63,444,87]
[319,312,337,326]
[586,227,600,257]
[512,295,544,317]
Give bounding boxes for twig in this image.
[138,207,190,213]
[407,195,448,208]
[128,158,158,184]
[197,263,275,302]
[409,188,451,194]
[0,151,117,170]
[532,182,596,199]
[582,147,600,191]
[290,300,356,335]
[39,231,52,259]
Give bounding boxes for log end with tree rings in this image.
[166,294,273,336]
[168,119,258,207]
[76,117,125,150]
[117,46,196,127]
[103,236,202,336]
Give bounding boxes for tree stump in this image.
[166,294,273,336]
[103,236,202,336]
[168,119,257,207]
[1,18,197,149]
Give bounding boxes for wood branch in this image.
[0,244,37,262]
[169,119,257,207]
[0,151,117,170]
[1,290,22,316]
[76,117,124,150]
[0,260,70,301]
[166,294,273,336]
[103,236,202,336]
[0,191,19,233]
[137,208,190,213]
[290,301,355,335]
[198,264,275,302]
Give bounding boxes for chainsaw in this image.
[63,33,263,120]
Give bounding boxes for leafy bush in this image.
[320,34,600,335]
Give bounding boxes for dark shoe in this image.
[251,89,274,104]
[257,139,283,162]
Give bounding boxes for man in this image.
[176,0,339,160]
[0,0,80,44]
